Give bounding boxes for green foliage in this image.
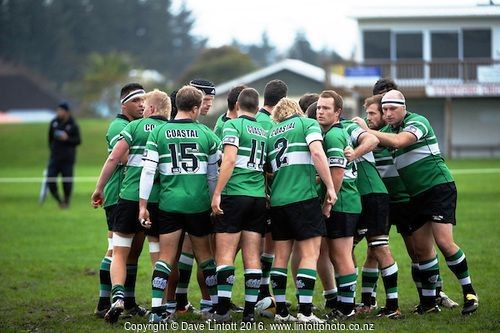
[288,31,321,66]
[167,2,208,81]
[177,46,257,86]
[0,120,499,332]
[0,0,205,88]
[78,52,132,117]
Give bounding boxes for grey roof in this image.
[0,74,60,111]
[352,5,500,20]
[216,58,343,95]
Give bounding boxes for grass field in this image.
[0,120,499,332]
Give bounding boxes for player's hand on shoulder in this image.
[351,117,368,130]
[344,146,355,162]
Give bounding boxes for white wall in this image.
[451,98,500,157]
[494,27,500,60]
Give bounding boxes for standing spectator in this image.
[47,102,81,209]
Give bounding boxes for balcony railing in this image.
[361,58,498,83]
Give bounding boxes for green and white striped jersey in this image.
[373,125,410,203]
[391,111,453,196]
[323,123,361,214]
[119,116,168,202]
[221,115,267,197]
[267,115,322,207]
[342,119,387,196]
[103,114,129,207]
[213,113,231,139]
[256,108,275,194]
[255,108,274,131]
[143,119,220,213]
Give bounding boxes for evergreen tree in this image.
[287,31,320,66]
[231,32,277,68]
[247,32,276,67]
[167,3,207,81]
[176,46,256,86]
[0,0,203,87]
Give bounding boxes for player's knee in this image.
[413,243,436,260]
[365,248,378,261]
[331,251,352,267]
[435,239,458,257]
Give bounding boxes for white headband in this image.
[381,98,405,107]
[121,89,146,105]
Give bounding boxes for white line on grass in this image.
[0,177,97,183]
[450,168,500,175]
[0,167,500,182]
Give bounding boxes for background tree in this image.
[232,32,277,68]
[287,31,321,66]
[0,0,204,90]
[0,0,344,117]
[167,3,207,82]
[77,52,132,117]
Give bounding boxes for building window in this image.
[463,29,491,80]
[363,30,390,59]
[431,32,459,59]
[396,33,423,59]
[431,32,459,78]
[396,32,423,78]
[463,29,491,58]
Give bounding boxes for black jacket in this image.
[48,115,81,162]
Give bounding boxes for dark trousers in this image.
[47,157,75,205]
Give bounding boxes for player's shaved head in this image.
[382,90,405,102]
[381,89,406,126]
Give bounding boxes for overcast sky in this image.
[171,0,488,58]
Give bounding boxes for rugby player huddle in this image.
[90,77,478,325]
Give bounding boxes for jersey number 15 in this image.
[168,143,199,173]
